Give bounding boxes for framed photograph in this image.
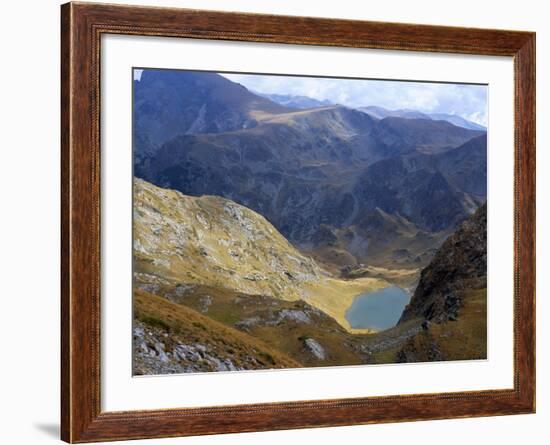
[61,2,535,442]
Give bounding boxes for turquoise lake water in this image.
[345,286,411,330]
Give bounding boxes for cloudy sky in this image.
[222,73,488,126]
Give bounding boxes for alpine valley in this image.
[132,69,488,374]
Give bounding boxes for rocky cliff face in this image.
[399,203,487,324]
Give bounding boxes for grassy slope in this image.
[340,265,420,292]
[134,289,301,372]
[342,285,486,365]
[156,283,376,367]
[134,178,387,332]
[395,286,487,362]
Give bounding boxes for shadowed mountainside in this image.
[399,203,487,323]
[134,70,486,270]
[395,204,487,362]
[134,69,290,162]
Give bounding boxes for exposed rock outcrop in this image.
[133,290,300,375]
[394,204,487,363]
[399,203,487,324]
[303,338,326,360]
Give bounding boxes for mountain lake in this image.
[345,286,411,330]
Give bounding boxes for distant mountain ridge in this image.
[133,70,487,269]
[255,92,334,109]
[359,105,431,121]
[252,94,486,131]
[358,105,486,131]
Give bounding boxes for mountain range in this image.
[134,69,487,271]
[357,105,486,131]
[255,92,334,109]
[249,92,485,131]
[132,71,488,371]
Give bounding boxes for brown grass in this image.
[375,286,487,363]
[421,287,487,360]
[145,283,375,367]
[134,289,301,369]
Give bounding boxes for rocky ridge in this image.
[399,203,487,324]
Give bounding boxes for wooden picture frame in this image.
[61,2,535,442]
